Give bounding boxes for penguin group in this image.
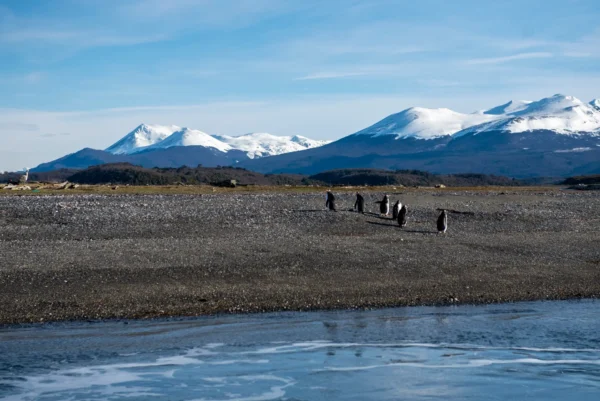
[325,191,448,233]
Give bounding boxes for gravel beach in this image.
[1,188,599,324]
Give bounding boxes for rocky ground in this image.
[1,188,599,324]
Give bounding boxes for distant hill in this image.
[67,163,311,186]
[33,148,131,172]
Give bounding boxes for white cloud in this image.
[464,52,554,65]
[418,79,462,87]
[0,122,39,131]
[294,72,369,81]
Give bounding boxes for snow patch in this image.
[484,100,532,115]
[554,147,592,153]
[144,128,232,152]
[213,133,330,159]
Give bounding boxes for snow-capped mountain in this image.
[352,107,495,139]
[483,100,532,115]
[36,94,600,177]
[352,94,600,140]
[240,94,600,177]
[105,125,329,159]
[105,124,181,155]
[213,133,330,159]
[142,128,233,153]
[457,94,600,137]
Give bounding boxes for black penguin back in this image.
[398,205,407,227]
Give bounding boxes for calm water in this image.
[1,300,599,400]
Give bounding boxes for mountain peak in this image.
[353,106,495,140]
[106,123,180,155]
[457,94,600,136]
[590,99,600,110]
[146,128,232,153]
[484,100,532,115]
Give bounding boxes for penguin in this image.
[325,190,336,211]
[437,210,447,233]
[392,200,402,220]
[398,204,407,227]
[354,193,365,214]
[375,194,389,216]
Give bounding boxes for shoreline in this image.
[1,297,597,329]
[1,187,599,325]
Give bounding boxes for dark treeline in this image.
[66,164,311,186]
[1,164,587,187]
[563,175,600,185]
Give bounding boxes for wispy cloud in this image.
[0,28,167,47]
[563,51,593,58]
[0,72,46,85]
[23,72,45,84]
[464,52,554,65]
[0,122,39,131]
[40,132,71,138]
[118,0,305,28]
[418,79,462,87]
[294,72,369,81]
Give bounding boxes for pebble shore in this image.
[1,188,599,324]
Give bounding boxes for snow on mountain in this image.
[459,94,600,136]
[483,100,532,115]
[352,107,496,140]
[213,132,330,159]
[351,94,600,141]
[106,124,330,158]
[143,128,232,153]
[105,124,180,154]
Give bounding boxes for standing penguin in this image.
[398,204,408,227]
[437,209,447,233]
[325,190,336,211]
[375,194,390,216]
[392,200,402,220]
[354,193,365,214]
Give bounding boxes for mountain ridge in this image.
[34,94,600,177]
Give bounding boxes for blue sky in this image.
[1,0,599,171]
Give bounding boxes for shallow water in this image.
[1,300,599,400]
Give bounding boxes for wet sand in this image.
[1,188,599,324]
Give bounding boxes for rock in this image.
[55,181,71,190]
[7,185,32,191]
